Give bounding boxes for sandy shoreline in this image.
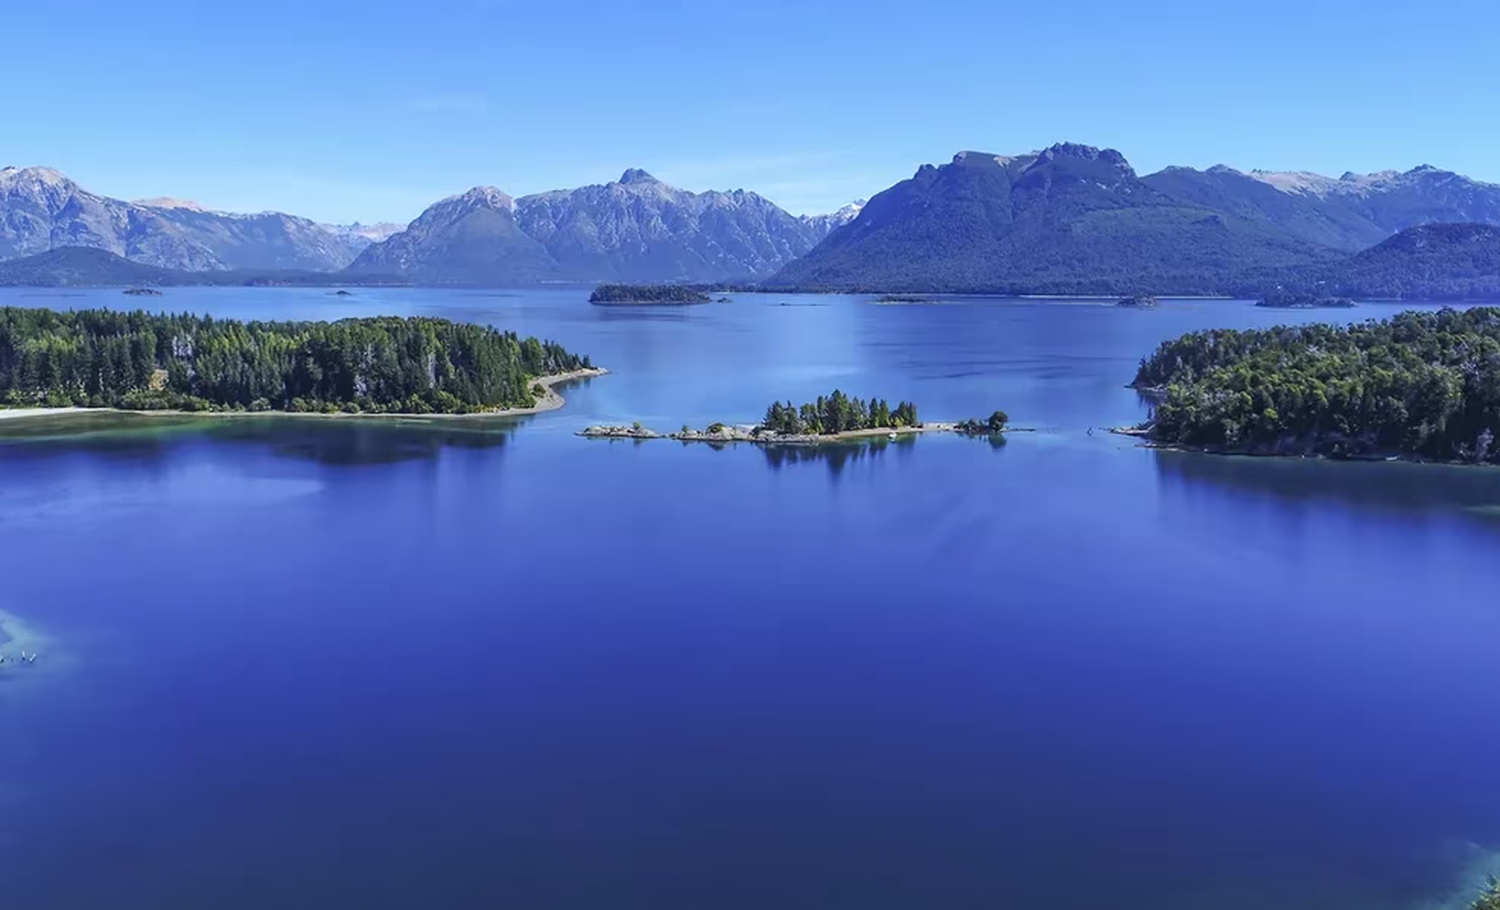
[0,367,608,425]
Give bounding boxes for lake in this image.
[2,288,1499,910]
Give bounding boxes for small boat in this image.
[888,431,898,440]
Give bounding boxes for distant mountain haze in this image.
[346,187,559,285]
[0,166,376,271]
[800,199,866,240]
[1142,163,1500,252]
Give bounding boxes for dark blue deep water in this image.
[2,289,1499,909]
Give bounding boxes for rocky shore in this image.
[580,421,967,446]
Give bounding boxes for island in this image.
[1116,294,1158,308]
[122,287,163,296]
[1255,292,1356,309]
[1,306,598,417]
[1123,306,1500,463]
[581,390,1018,446]
[589,284,712,305]
[873,294,930,304]
[955,411,1010,435]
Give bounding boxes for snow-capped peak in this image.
[0,165,75,191]
[134,196,208,211]
[1246,169,1347,196]
[441,186,515,210]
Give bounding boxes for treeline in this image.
[1134,307,1500,462]
[589,284,711,304]
[0,307,590,414]
[761,390,918,435]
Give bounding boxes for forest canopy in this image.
[760,390,918,435]
[589,284,711,304]
[0,307,590,414]
[1134,307,1500,462]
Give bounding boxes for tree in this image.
[1473,878,1500,910]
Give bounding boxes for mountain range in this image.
[0,164,859,285]
[349,170,854,284]
[766,144,1500,294]
[0,166,386,272]
[5,145,1500,293]
[11,223,1495,301]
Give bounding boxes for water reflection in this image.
[206,419,514,466]
[1152,450,1500,521]
[759,434,1004,473]
[0,413,515,467]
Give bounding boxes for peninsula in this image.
[589,284,711,305]
[0,307,596,417]
[1125,307,1500,463]
[581,390,1014,446]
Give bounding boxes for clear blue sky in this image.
[8,0,1498,224]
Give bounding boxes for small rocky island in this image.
[589,284,712,305]
[582,391,1015,446]
[1116,294,1159,308]
[1255,292,1356,309]
[122,287,164,297]
[874,294,930,304]
[955,411,1010,435]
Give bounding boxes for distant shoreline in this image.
[0,367,608,426]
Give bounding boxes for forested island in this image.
[0,307,594,415]
[583,391,1017,445]
[955,411,1010,435]
[1255,292,1355,309]
[1130,307,1500,463]
[589,284,712,305]
[1116,294,1159,308]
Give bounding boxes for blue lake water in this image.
[2,288,1500,909]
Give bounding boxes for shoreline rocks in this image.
[580,422,966,446]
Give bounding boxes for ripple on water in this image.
[0,609,59,690]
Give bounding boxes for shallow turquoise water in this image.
[2,288,1499,909]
